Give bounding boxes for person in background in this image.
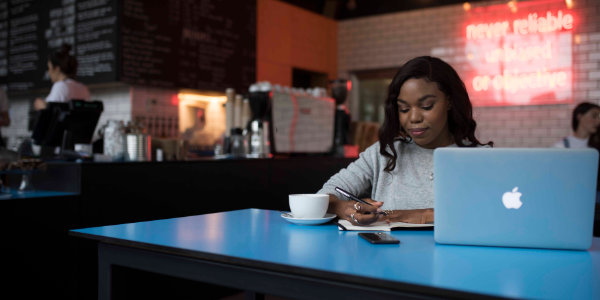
[552,102,600,148]
[33,43,90,110]
[553,102,600,237]
[590,129,600,239]
[318,56,492,226]
[0,87,11,148]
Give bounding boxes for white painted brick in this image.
[575,80,598,88]
[541,137,559,146]
[589,33,600,41]
[589,90,600,98]
[574,90,588,99]
[550,128,569,137]
[576,43,598,52]
[576,53,590,61]
[504,137,521,144]
[590,52,600,61]
[590,72,600,79]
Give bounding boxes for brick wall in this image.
[337,0,600,147]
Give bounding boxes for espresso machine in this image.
[331,79,351,156]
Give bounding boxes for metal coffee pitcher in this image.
[124,133,151,162]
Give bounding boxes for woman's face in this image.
[578,108,600,136]
[47,61,61,83]
[397,78,453,149]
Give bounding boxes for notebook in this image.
[433,148,598,250]
[335,219,433,231]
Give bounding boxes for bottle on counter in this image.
[234,94,243,129]
[241,97,250,132]
[103,120,125,161]
[248,119,262,158]
[247,119,272,158]
[225,88,235,137]
[230,128,246,157]
[223,88,236,155]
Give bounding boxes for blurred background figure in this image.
[559,102,600,237]
[33,43,90,111]
[330,78,351,156]
[553,102,600,148]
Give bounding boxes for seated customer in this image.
[553,102,600,148]
[318,56,492,226]
[34,43,90,111]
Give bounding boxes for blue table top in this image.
[0,189,77,200]
[71,208,600,299]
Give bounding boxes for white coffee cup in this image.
[288,194,329,218]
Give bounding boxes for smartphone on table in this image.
[359,232,400,244]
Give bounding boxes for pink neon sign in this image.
[464,5,574,106]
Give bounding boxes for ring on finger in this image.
[353,202,361,211]
[350,213,360,224]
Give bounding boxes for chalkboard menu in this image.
[0,0,7,87]
[2,0,118,92]
[1,0,256,93]
[120,0,256,91]
[75,0,119,84]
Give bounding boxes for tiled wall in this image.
[93,85,133,135]
[4,96,34,150]
[130,87,179,138]
[338,0,600,147]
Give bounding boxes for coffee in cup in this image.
[289,194,329,218]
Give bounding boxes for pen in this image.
[335,186,374,206]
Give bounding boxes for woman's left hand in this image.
[383,209,434,224]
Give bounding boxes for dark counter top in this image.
[34,156,355,228]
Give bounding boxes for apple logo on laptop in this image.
[502,187,523,209]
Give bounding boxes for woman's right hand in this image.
[329,195,384,225]
[34,98,47,111]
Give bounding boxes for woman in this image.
[34,44,90,110]
[580,103,600,207]
[553,102,600,148]
[318,56,492,225]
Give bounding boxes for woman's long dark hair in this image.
[48,43,78,78]
[583,103,600,191]
[572,102,600,132]
[378,56,492,171]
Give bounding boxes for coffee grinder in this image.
[247,82,272,158]
[330,79,351,156]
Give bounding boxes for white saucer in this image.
[281,212,336,225]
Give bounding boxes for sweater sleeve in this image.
[317,142,380,200]
[46,82,69,102]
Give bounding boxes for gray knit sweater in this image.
[318,140,454,210]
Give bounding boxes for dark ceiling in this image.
[279,0,488,20]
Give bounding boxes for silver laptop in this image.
[434,148,598,250]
